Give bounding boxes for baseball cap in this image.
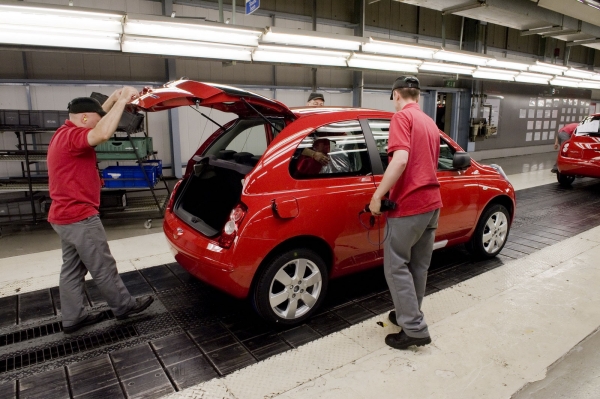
[307,92,325,102]
[67,97,107,116]
[390,76,420,99]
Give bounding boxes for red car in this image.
[556,115,600,186]
[134,80,516,325]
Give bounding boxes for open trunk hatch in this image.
[132,79,295,119]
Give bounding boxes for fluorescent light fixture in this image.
[579,80,600,89]
[125,15,261,47]
[529,61,569,75]
[564,67,596,79]
[514,72,552,84]
[0,25,120,50]
[419,62,474,75]
[362,38,437,59]
[261,27,361,51]
[0,4,123,33]
[122,35,253,61]
[253,45,350,67]
[347,53,421,72]
[486,59,530,70]
[550,76,583,87]
[472,67,517,81]
[433,49,491,66]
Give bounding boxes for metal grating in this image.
[0,322,63,347]
[0,325,137,374]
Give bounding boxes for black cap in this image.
[307,92,325,102]
[67,97,106,116]
[390,76,420,99]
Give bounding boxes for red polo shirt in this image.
[387,102,442,218]
[559,122,579,137]
[47,120,101,224]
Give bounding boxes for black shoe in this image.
[63,312,105,334]
[385,330,431,350]
[388,311,399,327]
[116,296,154,320]
[551,167,558,173]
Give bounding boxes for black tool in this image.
[364,199,397,213]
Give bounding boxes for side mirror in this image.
[452,151,471,170]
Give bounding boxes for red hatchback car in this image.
[556,115,600,186]
[134,80,516,325]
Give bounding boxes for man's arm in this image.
[88,87,139,147]
[554,132,560,150]
[369,149,408,215]
[101,89,121,113]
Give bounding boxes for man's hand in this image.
[119,86,139,102]
[369,196,382,216]
[313,151,329,165]
[554,143,559,150]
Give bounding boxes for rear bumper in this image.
[163,211,273,299]
[557,156,600,178]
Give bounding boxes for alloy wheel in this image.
[482,211,508,254]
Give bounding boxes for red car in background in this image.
[134,80,516,326]
[556,115,600,186]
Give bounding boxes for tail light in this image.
[166,180,183,212]
[218,203,247,248]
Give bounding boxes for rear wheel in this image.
[466,204,510,259]
[557,172,575,187]
[253,248,328,326]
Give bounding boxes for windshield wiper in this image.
[188,105,225,131]
[241,97,281,134]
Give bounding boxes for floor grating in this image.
[0,180,599,397]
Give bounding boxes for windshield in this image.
[575,116,600,136]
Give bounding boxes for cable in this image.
[358,210,391,246]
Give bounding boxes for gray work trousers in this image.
[51,215,135,327]
[384,209,440,338]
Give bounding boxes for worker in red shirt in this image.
[47,88,154,334]
[369,76,442,350]
[551,122,579,173]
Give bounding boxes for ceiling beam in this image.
[441,1,487,16]
[520,26,563,36]
[567,38,600,46]
[541,29,581,38]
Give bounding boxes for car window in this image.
[290,120,372,179]
[204,118,270,163]
[226,123,267,154]
[367,119,454,171]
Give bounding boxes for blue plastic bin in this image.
[102,163,159,188]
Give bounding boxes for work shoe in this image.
[116,296,154,320]
[551,167,558,173]
[388,310,399,327]
[63,312,105,334]
[385,330,431,350]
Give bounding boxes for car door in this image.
[363,119,479,249]
[287,120,379,275]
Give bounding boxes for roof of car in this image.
[290,106,393,117]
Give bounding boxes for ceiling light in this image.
[362,38,437,59]
[550,76,583,87]
[261,27,361,51]
[347,53,421,72]
[419,62,474,75]
[0,4,123,33]
[579,80,600,89]
[486,59,530,70]
[472,67,517,81]
[122,35,253,61]
[529,61,569,75]
[564,67,596,79]
[0,25,120,50]
[433,49,492,66]
[252,45,350,67]
[514,72,552,84]
[125,15,261,47]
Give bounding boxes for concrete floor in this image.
[7,149,600,399]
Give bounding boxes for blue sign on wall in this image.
[245,0,260,15]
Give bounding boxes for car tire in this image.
[466,204,510,259]
[252,248,328,326]
[557,172,575,187]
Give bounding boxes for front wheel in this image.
[252,248,328,326]
[466,204,510,259]
[557,172,575,187]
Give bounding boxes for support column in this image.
[163,0,182,178]
[352,0,364,108]
[311,0,317,93]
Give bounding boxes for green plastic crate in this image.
[95,137,153,160]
